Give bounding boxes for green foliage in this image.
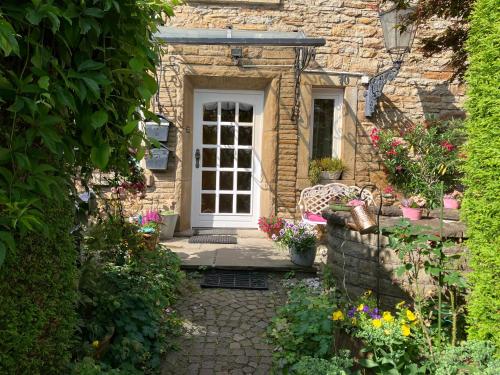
[373,120,465,208]
[0,0,176,263]
[75,220,184,373]
[72,357,123,375]
[433,340,500,375]
[267,283,346,370]
[463,0,500,348]
[308,157,345,185]
[291,351,354,375]
[0,198,77,374]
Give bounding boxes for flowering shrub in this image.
[371,120,465,208]
[258,216,284,238]
[443,190,463,201]
[272,221,317,252]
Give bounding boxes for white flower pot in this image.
[320,170,342,180]
[159,213,178,240]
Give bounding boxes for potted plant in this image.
[159,210,178,239]
[381,185,396,206]
[258,215,284,239]
[400,195,427,221]
[138,210,162,250]
[308,157,345,185]
[443,190,462,209]
[272,221,317,267]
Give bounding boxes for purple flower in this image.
[347,308,356,318]
[362,305,370,313]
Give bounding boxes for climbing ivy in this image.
[0,0,176,264]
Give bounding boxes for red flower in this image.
[391,138,404,147]
[386,149,397,157]
[370,128,380,146]
[440,140,454,152]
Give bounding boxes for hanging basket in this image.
[350,204,377,234]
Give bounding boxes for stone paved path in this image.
[162,273,289,375]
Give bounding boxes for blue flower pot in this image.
[289,244,317,267]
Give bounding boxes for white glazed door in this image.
[191,90,263,228]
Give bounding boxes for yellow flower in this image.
[396,301,405,309]
[92,340,99,349]
[401,324,411,337]
[382,311,394,322]
[357,304,365,312]
[384,329,390,335]
[406,310,417,322]
[332,310,344,321]
[372,319,382,328]
[351,318,357,325]
[364,290,372,297]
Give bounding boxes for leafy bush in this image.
[74,220,184,373]
[371,120,465,208]
[291,351,354,375]
[433,340,500,375]
[267,282,345,370]
[0,199,77,374]
[463,0,500,348]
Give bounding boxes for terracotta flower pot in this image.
[443,198,460,209]
[401,207,423,221]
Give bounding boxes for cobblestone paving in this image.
[162,273,288,375]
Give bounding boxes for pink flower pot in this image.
[402,207,423,221]
[443,198,460,209]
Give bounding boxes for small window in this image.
[310,90,343,159]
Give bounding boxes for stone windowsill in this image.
[322,208,467,239]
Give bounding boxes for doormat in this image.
[194,228,238,236]
[188,235,237,244]
[200,270,268,290]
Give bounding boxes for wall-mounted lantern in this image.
[365,6,417,117]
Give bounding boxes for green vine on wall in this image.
[0,0,177,265]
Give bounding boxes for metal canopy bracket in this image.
[292,46,316,123]
[364,60,402,117]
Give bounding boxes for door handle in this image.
[195,149,200,168]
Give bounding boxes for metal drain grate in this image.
[200,270,268,290]
[188,235,237,244]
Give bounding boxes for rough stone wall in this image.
[147,0,466,218]
[325,224,467,308]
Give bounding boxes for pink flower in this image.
[347,199,365,207]
[383,186,394,195]
[370,128,380,146]
[395,165,403,172]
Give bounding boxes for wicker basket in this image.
[350,204,377,234]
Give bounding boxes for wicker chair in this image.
[298,183,375,225]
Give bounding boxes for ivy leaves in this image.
[0,0,176,265]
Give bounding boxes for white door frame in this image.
[191,89,264,228]
[309,88,344,159]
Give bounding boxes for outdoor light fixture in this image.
[231,47,243,66]
[365,6,417,117]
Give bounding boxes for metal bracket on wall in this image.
[364,60,402,117]
[292,46,316,124]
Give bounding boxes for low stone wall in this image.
[323,211,467,307]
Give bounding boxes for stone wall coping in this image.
[323,209,467,239]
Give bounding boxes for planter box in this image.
[145,148,169,170]
[160,213,178,240]
[144,117,170,142]
[320,170,342,180]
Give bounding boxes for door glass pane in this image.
[219,172,233,190]
[220,149,234,167]
[236,195,251,213]
[238,126,252,146]
[202,171,216,190]
[237,149,252,168]
[219,194,233,213]
[239,103,253,122]
[220,126,235,145]
[221,102,235,122]
[202,148,216,167]
[312,98,334,159]
[203,125,217,144]
[203,102,217,121]
[201,194,215,213]
[237,172,251,191]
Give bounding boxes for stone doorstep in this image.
[161,235,318,273]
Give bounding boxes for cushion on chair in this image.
[304,211,327,224]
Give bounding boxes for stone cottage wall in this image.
[143,0,466,220]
